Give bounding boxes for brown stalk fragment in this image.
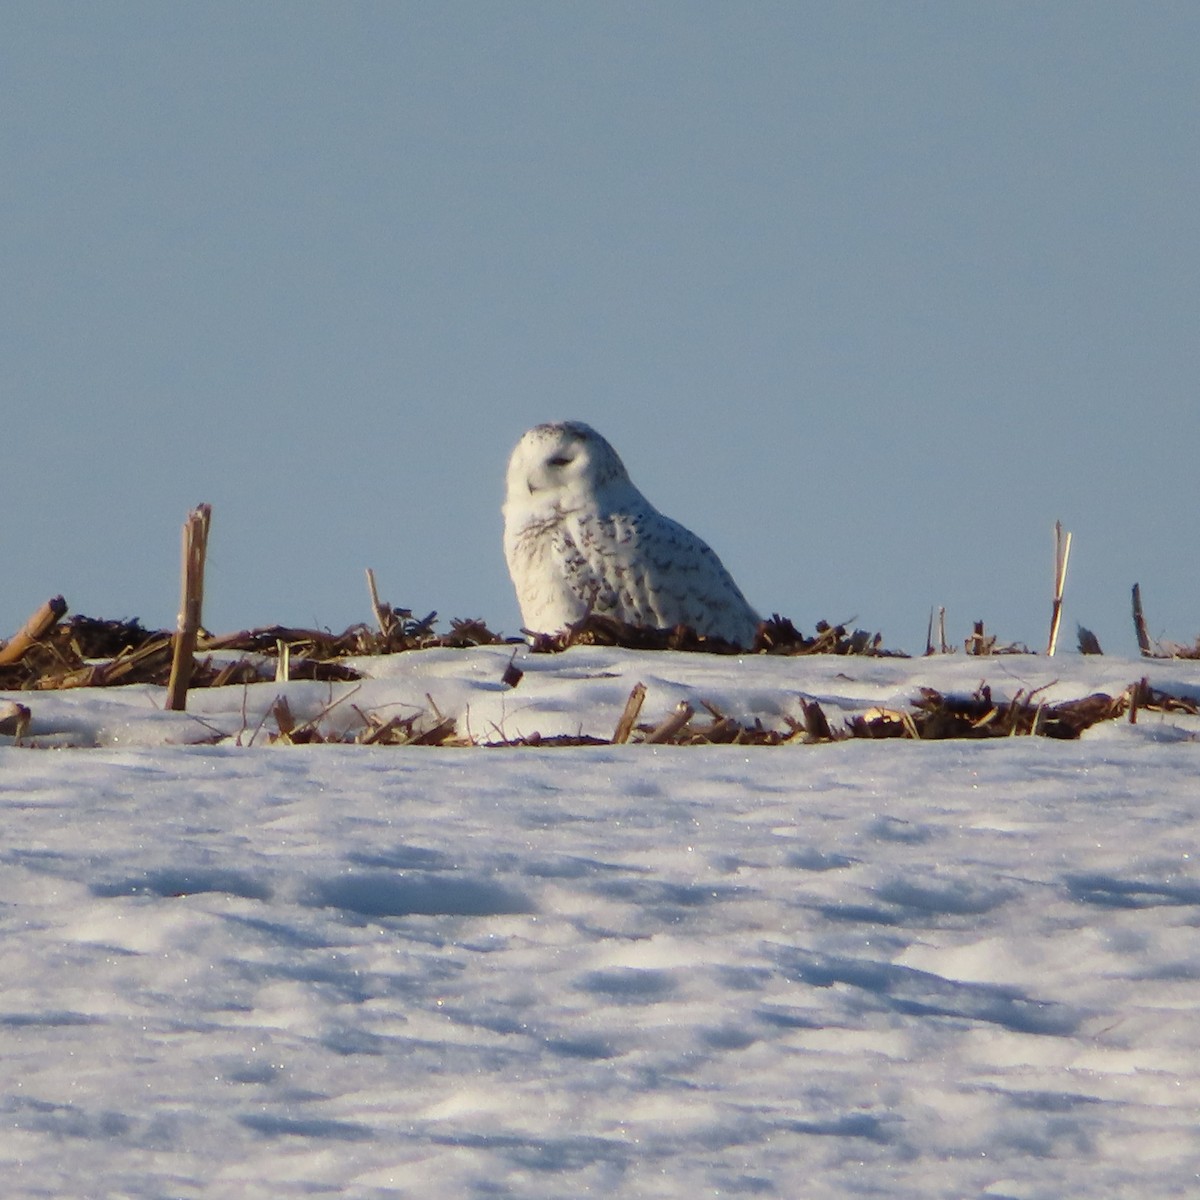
[799,697,835,742]
[0,596,69,666]
[501,652,524,689]
[272,696,297,740]
[612,682,647,744]
[643,701,696,744]
[0,701,32,740]
[405,716,460,746]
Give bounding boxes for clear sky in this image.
[3,2,1197,656]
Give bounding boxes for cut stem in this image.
[1046,521,1072,657]
[612,682,647,744]
[644,700,695,744]
[365,568,388,636]
[0,596,68,666]
[166,504,212,711]
[1131,582,1153,657]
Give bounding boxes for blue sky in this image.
[3,3,1197,655]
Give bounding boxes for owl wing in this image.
[563,502,759,645]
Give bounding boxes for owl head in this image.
[504,421,631,512]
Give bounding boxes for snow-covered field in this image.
[2,647,1199,1198]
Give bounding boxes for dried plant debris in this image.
[60,615,163,658]
[202,613,508,657]
[522,679,1192,749]
[526,613,749,655]
[483,694,800,749]
[753,615,902,657]
[0,609,511,692]
[264,695,466,747]
[0,617,363,692]
[1127,677,1200,723]
[211,673,1200,750]
[1139,636,1200,661]
[837,680,1197,742]
[1,597,902,693]
[485,731,613,748]
[527,612,903,657]
[480,679,1175,748]
[922,618,1033,657]
[0,617,173,691]
[847,686,1127,741]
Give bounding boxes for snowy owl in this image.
[503,421,760,647]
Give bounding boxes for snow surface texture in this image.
[2,649,1199,1198]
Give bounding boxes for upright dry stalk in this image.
[365,567,399,643]
[366,568,386,632]
[924,606,949,656]
[1045,521,1072,656]
[1131,583,1153,656]
[165,504,212,711]
[275,638,290,683]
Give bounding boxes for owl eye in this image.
[547,455,574,468]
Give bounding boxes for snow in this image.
[2,647,1199,1198]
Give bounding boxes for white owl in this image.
[503,421,760,647]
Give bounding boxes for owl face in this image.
[504,421,629,508]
